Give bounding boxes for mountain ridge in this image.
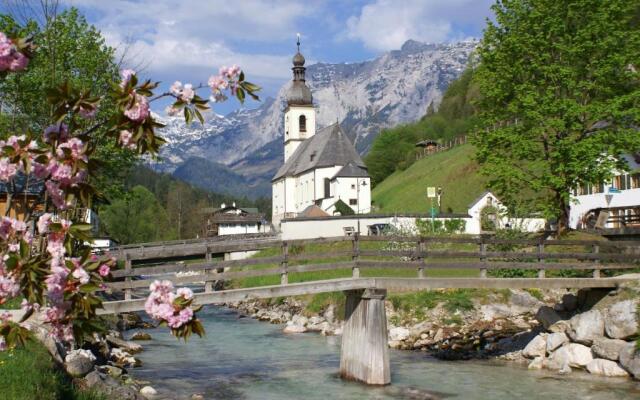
[153,39,478,198]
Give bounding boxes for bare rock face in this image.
[64,349,96,377]
[619,342,640,379]
[567,309,604,345]
[546,332,569,353]
[522,334,547,359]
[586,359,629,377]
[591,338,629,361]
[604,300,639,340]
[536,306,562,330]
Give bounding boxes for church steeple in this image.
[283,34,316,162]
[286,34,312,106]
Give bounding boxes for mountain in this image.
[152,39,478,198]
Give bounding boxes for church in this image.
[272,41,371,226]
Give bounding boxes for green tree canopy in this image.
[100,185,176,244]
[474,0,640,231]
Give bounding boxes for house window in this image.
[299,115,307,132]
[631,173,640,189]
[351,184,356,189]
[310,152,316,162]
[349,199,357,206]
[324,178,331,198]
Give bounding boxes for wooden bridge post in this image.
[124,256,132,301]
[281,241,289,285]
[479,239,487,278]
[340,288,390,386]
[417,237,425,278]
[204,248,213,293]
[537,242,546,278]
[352,234,360,278]
[592,244,600,278]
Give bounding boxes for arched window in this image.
[299,115,307,132]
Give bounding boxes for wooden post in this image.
[281,241,289,285]
[479,239,487,278]
[340,288,390,385]
[537,242,546,278]
[352,234,360,278]
[593,244,600,278]
[124,256,132,301]
[204,248,213,293]
[417,238,425,278]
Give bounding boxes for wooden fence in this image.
[104,235,640,300]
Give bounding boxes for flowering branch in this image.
[0,29,260,350]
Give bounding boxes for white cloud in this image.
[68,0,317,80]
[346,0,492,51]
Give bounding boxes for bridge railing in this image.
[103,235,640,300]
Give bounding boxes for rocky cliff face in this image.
[153,39,478,198]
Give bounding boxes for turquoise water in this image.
[127,306,640,399]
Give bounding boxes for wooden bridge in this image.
[99,235,639,385]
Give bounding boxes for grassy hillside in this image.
[372,144,487,214]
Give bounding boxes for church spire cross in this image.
[297,33,301,52]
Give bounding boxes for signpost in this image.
[427,187,438,231]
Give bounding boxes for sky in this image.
[10,0,495,114]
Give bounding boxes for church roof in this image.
[299,204,329,218]
[272,123,367,181]
[332,161,369,179]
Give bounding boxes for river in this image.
[127,306,640,399]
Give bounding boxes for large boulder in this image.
[567,309,604,345]
[130,331,152,341]
[604,300,638,340]
[591,338,628,361]
[111,348,141,368]
[561,294,578,312]
[619,342,640,379]
[84,371,144,400]
[64,349,96,377]
[106,335,143,354]
[535,306,562,329]
[546,332,569,353]
[522,334,547,359]
[283,316,307,334]
[548,343,593,369]
[586,359,629,377]
[140,386,157,398]
[389,327,411,342]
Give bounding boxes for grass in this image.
[372,144,487,213]
[0,340,106,400]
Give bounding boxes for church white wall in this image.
[332,177,371,213]
[284,105,316,162]
[272,180,285,222]
[314,166,342,200]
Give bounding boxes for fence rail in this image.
[103,235,640,299]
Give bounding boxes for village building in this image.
[201,203,268,237]
[569,154,640,229]
[272,41,371,226]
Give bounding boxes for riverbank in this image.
[225,277,640,380]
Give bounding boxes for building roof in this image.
[416,139,439,147]
[210,213,264,223]
[273,123,367,181]
[299,204,329,218]
[0,173,44,196]
[332,161,369,179]
[200,206,260,215]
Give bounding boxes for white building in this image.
[569,154,640,229]
[272,41,371,226]
[202,203,269,237]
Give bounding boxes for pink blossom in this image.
[21,299,39,313]
[120,69,136,87]
[45,180,67,209]
[0,32,12,57]
[176,287,193,300]
[43,123,69,144]
[0,311,11,323]
[98,264,110,277]
[180,83,195,103]
[0,273,20,300]
[72,267,90,285]
[0,158,18,181]
[56,137,87,162]
[118,130,137,150]
[9,51,28,71]
[7,243,18,252]
[124,94,150,122]
[37,213,52,234]
[170,81,182,96]
[208,75,228,91]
